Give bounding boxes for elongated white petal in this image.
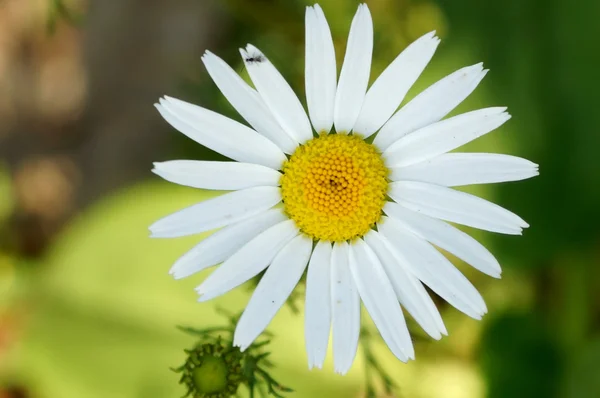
[364,231,446,339]
[196,220,299,301]
[152,160,281,191]
[305,4,337,134]
[202,51,298,153]
[379,217,487,319]
[349,240,414,361]
[156,97,286,169]
[353,31,440,137]
[333,4,373,133]
[384,202,501,277]
[390,153,539,186]
[169,209,286,279]
[149,186,282,238]
[389,181,528,235]
[384,107,511,168]
[305,240,333,369]
[374,63,488,150]
[234,234,312,350]
[331,241,360,375]
[241,45,313,143]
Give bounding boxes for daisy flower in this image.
[150,3,538,375]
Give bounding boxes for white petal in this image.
[384,107,511,168]
[390,152,539,186]
[305,5,337,134]
[152,160,281,191]
[156,97,286,169]
[384,202,502,278]
[234,234,312,351]
[333,4,373,133]
[389,181,528,235]
[169,209,287,280]
[196,219,299,301]
[374,63,488,150]
[379,217,487,319]
[149,186,281,238]
[349,240,414,361]
[202,51,298,153]
[353,31,440,137]
[241,45,313,143]
[331,241,360,375]
[305,240,333,369]
[364,230,446,339]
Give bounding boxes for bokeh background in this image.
[1,0,599,397]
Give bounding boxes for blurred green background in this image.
[0,0,599,397]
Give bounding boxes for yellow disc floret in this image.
[280,133,388,242]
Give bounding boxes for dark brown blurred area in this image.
[0,0,223,257]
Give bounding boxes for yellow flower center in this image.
[280,133,388,242]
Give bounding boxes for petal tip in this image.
[171,272,187,280]
[232,338,250,352]
[334,367,348,376]
[307,361,323,371]
[362,4,372,17]
[244,43,261,54]
[197,294,211,303]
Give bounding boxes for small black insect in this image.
[244,53,266,64]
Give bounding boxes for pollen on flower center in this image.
[280,133,388,242]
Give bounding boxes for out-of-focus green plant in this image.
[441,0,600,397]
[46,0,83,34]
[479,313,563,398]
